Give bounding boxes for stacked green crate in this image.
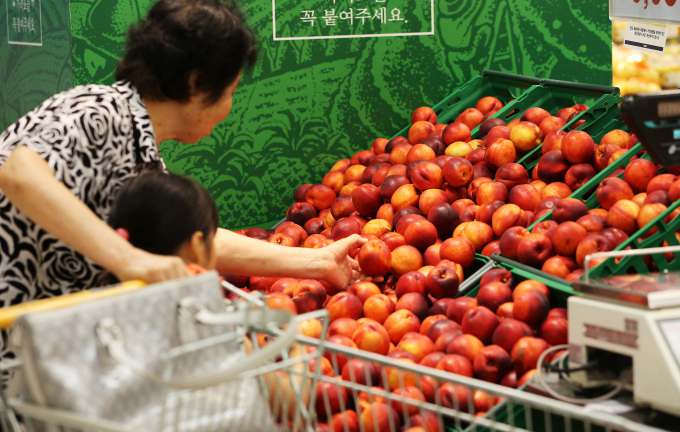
[392,70,619,143]
[391,71,541,139]
[588,200,680,278]
[520,105,670,234]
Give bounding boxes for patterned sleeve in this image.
[0,90,134,208]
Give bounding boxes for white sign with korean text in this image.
[623,22,668,53]
[273,0,435,41]
[611,0,680,24]
[6,0,43,46]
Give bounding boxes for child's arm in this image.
[214,228,365,289]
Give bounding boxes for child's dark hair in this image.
[109,171,219,255]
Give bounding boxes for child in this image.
[107,170,219,275]
[107,171,310,426]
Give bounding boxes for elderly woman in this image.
[0,0,362,307]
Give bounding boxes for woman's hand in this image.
[113,247,190,283]
[318,234,367,289]
[214,228,366,289]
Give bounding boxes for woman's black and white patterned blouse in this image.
[0,81,163,307]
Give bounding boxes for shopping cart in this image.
[0,275,330,432]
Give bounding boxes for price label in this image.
[623,22,668,53]
[6,0,42,46]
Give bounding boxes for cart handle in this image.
[0,280,146,330]
[0,264,207,329]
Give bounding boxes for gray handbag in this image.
[7,273,284,432]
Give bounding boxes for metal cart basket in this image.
[0,275,327,432]
[0,274,669,432]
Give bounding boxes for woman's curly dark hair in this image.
[116,0,257,105]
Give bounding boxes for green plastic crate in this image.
[485,82,618,132]
[394,70,619,141]
[504,142,650,282]
[461,75,620,173]
[516,96,622,172]
[527,141,646,231]
[454,255,579,432]
[527,143,660,230]
[459,254,575,306]
[443,76,619,145]
[392,70,541,139]
[435,71,541,120]
[588,199,680,278]
[392,69,621,175]
[503,141,680,284]
[524,112,648,230]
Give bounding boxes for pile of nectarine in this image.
[294,272,567,430]
[499,163,680,278]
[234,96,673,284]
[228,95,680,429]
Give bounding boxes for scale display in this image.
[622,91,680,166]
[659,101,680,119]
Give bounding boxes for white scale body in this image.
[568,295,680,415]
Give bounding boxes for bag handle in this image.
[96,306,299,390]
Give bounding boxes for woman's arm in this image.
[0,146,189,283]
[214,228,365,288]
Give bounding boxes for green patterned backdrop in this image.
[1,0,612,229]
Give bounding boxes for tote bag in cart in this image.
[6,273,293,432]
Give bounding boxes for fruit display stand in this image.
[392,71,542,139]
[240,68,680,431]
[500,130,679,282]
[484,84,680,281]
[289,256,665,432]
[279,71,623,238]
